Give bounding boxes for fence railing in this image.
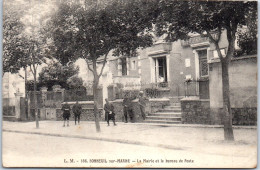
[110,81,201,99]
[64,89,94,102]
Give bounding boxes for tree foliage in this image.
[236,3,258,56]
[38,61,84,90]
[48,0,156,63]
[3,1,30,74]
[155,0,257,141]
[48,0,157,132]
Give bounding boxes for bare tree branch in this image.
[98,51,109,79]
[216,26,222,43]
[86,59,94,74]
[29,64,34,75]
[206,30,224,61]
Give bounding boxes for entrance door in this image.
[198,50,209,99]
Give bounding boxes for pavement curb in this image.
[3,129,187,151]
[7,121,256,129]
[85,122,257,129]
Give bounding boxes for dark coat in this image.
[123,97,134,109]
[61,103,71,118]
[72,103,82,115]
[104,103,115,121]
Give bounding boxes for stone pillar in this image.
[40,87,48,120]
[166,54,171,82]
[193,50,199,95]
[126,57,129,76]
[14,91,23,119]
[52,85,65,101]
[41,87,48,102]
[117,59,122,76]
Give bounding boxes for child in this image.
[61,102,71,127]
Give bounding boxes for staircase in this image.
[144,102,182,124]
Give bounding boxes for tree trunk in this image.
[33,72,39,128]
[92,60,101,132]
[221,59,234,141]
[24,67,28,120]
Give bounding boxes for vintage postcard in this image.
[2,0,257,168]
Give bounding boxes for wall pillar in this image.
[149,57,155,83]
[52,85,65,102]
[193,50,200,95]
[117,59,122,76]
[14,91,23,119]
[40,87,48,120]
[166,54,171,82]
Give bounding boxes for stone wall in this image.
[232,108,257,125]
[109,98,170,122]
[111,99,145,123]
[181,99,211,124]
[56,101,103,121]
[56,108,103,121]
[181,98,257,125]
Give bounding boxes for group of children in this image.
[61,101,82,127]
[61,91,147,127]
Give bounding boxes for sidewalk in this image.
[2,120,257,158]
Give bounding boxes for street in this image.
[2,121,257,168]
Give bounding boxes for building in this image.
[83,30,257,125]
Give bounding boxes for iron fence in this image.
[110,81,202,99]
[64,89,94,102]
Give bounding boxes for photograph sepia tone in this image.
[2,0,257,168]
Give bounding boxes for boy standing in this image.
[72,100,82,125]
[61,102,71,127]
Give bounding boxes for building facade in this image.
[86,31,257,125]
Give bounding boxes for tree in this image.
[3,0,38,123]
[21,0,55,128]
[155,1,257,140]
[48,0,155,132]
[236,6,257,56]
[38,61,84,90]
[3,0,56,127]
[3,1,31,74]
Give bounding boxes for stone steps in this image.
[145,102,182,124]
[146,116,181,121]
[3,116,17,121]
[144,119,181,124]
[164,105,181,109]
[148,112,181,117]
[170,103,181,107]
[158,108,181,112]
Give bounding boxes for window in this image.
[198,50,208,77]
[121,58,127,76]
[154,57,167,83]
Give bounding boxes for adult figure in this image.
[61,102,71,127]
[138,91,147,120]
[72,100,82,125]
[128,96,136,122]
[104,99,116,126]
[122,93,131,123]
